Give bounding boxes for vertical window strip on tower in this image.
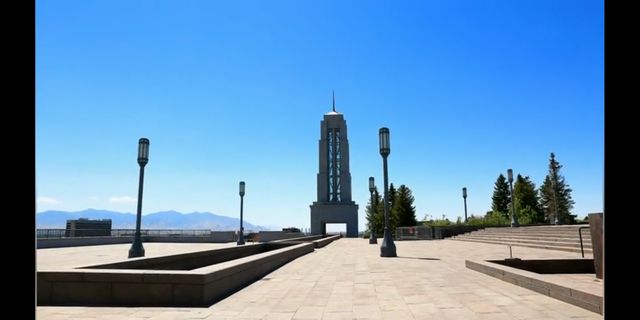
[327,127,341,202]
[335,129,341,201]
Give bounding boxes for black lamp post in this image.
[129,138,149,258]
[379,128,397,257]
[237,181,245,245]
[507,169,519,227]
[462,187,468,223]
[368,177,377,244]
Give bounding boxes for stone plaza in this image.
[37,237,602,319]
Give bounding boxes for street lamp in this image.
[379,127,397,257]
[237,181,246,245]
[368,177,377,244]
[507,169,519,228]
[129,138,149,258]
[462,187,468,223]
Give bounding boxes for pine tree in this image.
[491,174,511,218]
[388,183,399,234]
[539,175,553,223]
[374,192,385,235]
[539,153,576,224]
[513,174,544,224]
[365,187,384,236]
[365,187,376,232]
[394,185,418,227]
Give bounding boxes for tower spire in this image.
[332,90,336,112]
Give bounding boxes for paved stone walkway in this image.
[37,239,603,319]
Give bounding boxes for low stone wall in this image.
[38,242,314,307]
[271,235,324,243]
[255,231,305,242]
[37,231,237,249]
[37,236,133,249]
[312,235,341,248]
[466,259,602,314]
[271,235,340,248]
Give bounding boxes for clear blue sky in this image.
[36,0,604,232]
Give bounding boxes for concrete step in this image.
[468,232,589,240]
[451,237,593,254]
[480,227,590,231]
[480,229,591,235]
[455,235,592,249]
[460,232,591,241]
[484,225,589,230]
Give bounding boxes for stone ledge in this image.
[37,242,315,307]
[313,235,341,248]
[465,259,603,315]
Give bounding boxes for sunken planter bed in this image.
[38,242,315,307]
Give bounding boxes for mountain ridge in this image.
[36,209,277,231]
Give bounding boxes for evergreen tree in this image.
[491,174,511,218]
[365,186,377,232]
[539,153,576,224]
[393,184,418,227]
[388,183,397,209]
[539,175,554,223]
[365,187,384,236]
[388,183,399,234]
[375,192,385,235]
[513,174,544,224]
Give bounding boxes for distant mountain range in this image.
[36,209,276,232]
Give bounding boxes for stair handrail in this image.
[578,226,590,258]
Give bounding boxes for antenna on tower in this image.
[332,90,336,112]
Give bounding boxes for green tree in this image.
[513,174,544,223]
[484,210,511,226]
[365,187,384,236]
[464,211,510,226]
[388,183,399,234]
[393,184,418,227]
[491,174,511,218]
[539,153,576,224]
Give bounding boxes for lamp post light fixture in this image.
[129,138,149,258]
[368,177,377,244]
[462,187,468,223]
[507,169,519,228]
[379,127,397,257]
[237,181,246,245]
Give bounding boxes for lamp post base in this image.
[380,228,396,257]
[369,232,377,244]
[128,236,145,258]
[511,218,519,228]
[237,232,245,245]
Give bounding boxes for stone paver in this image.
[37,239,603,319]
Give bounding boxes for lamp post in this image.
[129,138,149,258]
[368,177,377,244]
[462,187,468,223]
[237,181,245,245]
[379,128,397,257]
[507,169,519,228]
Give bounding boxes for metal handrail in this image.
[578,226,590,258]
[36,228,217,239]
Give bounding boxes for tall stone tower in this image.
[310,94,359,237]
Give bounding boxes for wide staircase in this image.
[451,225,592,255]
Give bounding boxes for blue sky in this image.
[36,0,604,232]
